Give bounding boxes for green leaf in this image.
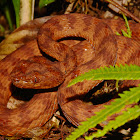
[68,64,140,87]
[86,105,140,139]
[66,86,140,140]
[116,13,132,38]
[4,6,13,30]
[39,0,55,9]
[12,0,20,28]
[122,13,132,38]
[116,31,121,36]
[0,24,5,32]
[132,123,140,140]
[0,0,13,30]
[121,29,130,38]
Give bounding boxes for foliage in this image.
[68,64,140,87]
[0,0,55,30]
[116,13,132,38]
[85,105,140,140]
[0,1,139,139]
[132,124,140,140]
[0,0,20,29]
[0,24,5,33]
[12,0,20,28]
[67,64,140,140]
[39,0,55,9]
[0,0,13,30]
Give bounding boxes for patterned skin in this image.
[0,13,139,136]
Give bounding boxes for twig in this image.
[105,0,140,23]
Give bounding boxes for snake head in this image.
[10,56,64,89]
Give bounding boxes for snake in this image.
[0,13,140,136]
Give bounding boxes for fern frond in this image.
[132,123,140,140]
[66,86,140,140]
[85,105,140,139]
[68,64,140,87]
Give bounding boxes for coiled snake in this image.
[0,13,140,136]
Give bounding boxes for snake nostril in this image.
[34,77,38,83]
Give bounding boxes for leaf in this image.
[116,13,132,38]
[0,0,13,30]
[68,64,140,87]
[39,0,55,9]
[85,105,140,139]
[0,24,5,32]
[122,13,132,38]
[4,6,14,30]
[116,31,121,36]
[132,123,140,140]
[121,29,130,38]
[66,86,140,140]
[12,0,20,28]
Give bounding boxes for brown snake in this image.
[0,13,140,136]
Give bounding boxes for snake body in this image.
[0,13,140,136]
[0,40,58,136]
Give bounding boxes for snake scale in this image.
[0,13,140,136]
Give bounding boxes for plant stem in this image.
[20,0,35,26]
[0,24,5,32]
[12,0,20,28]
[4,6,13,30]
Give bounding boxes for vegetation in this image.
[67,64,140,139]
[116,13,132,38]
[0,0,55,30]
[0,0,139,139]
[67,15,139,139]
